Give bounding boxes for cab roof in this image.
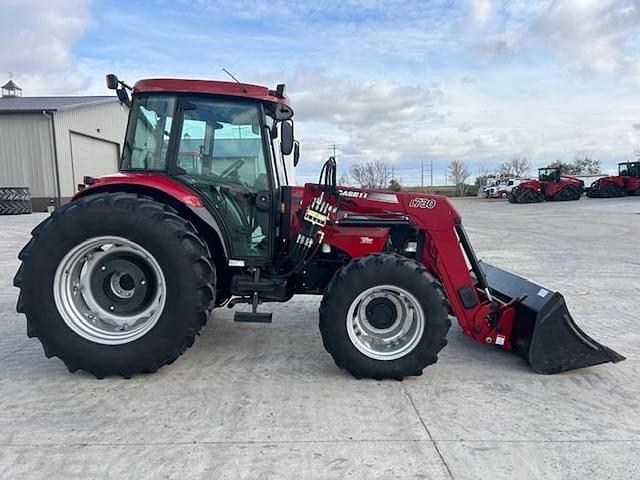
[133,78,289,105]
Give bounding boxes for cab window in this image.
[121,95,175,170]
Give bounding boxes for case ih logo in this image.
[409,198,437,209]
[338,189,368,199]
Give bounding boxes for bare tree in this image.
[571,156,601,174]
[474,166,495,189]
[497,157,531,178]
[349,161,391,189]
[548,157,601,175]
[448,160,470,196]
[338,174,352,186]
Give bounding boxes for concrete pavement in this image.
[0,196,638,479]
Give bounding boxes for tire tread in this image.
[14,192,216,378]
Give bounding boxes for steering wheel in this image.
[220,159,245,178]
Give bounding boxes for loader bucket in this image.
[479,261,625,374]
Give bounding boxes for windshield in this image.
[619,163,639,177]
[539,168,559,182]
[264,113,296,186]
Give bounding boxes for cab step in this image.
[234,311,273,323]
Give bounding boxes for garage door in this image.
[70,133,119,187]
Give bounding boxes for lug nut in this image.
[109,305,115,311]
[100,265,106,271]
[140,280,146,285]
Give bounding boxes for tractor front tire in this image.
[319,254,450,379]
[14,193,216,378]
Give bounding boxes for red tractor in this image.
[587,161,640,198]
[508,167,584,203]
[13,75,623,379]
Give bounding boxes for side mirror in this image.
[116,88,131,108]
[281,120,294,155]
[293,141,300,167]
[106,74,119,90]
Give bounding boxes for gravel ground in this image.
[0,196,638,479]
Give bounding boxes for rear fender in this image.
[75,175,229,259]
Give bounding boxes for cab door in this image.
[173,97,274,261]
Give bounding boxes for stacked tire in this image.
[0,187,32,215]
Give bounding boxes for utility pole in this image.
[430,159,433,186]
[422,160,434,187]
[328,144,340,159]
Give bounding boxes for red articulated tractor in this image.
[13,75,624,379]
[587,161,640,198]
[508,167,584,203]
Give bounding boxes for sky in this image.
[1,0,640,184]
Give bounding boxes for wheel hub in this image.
[53,236,166,345]
[346,285,425,361]
[365,297,398,329]
[89,256,153,316]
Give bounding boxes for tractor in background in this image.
[587,161,640,198]
[509,167,584,203]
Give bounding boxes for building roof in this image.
[0,96,118,113]
[1,80,22,91]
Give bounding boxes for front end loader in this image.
[13,75,624,379]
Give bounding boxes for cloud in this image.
[261,66,446,128]
[0,0,94,94]
[632,122,640,130]
[534,0,640,75]
[468,0,495,28]
[458,123,473,132]
[470,0,640,83]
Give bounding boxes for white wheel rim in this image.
[53,236,166,345]
[346,285,425,360]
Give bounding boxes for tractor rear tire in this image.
[319,253,451,379]
[0,187,32,215]
[13,192,216,378]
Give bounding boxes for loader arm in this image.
[303,185,623,373]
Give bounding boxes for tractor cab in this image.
[619,162,640,177]
[116,78,299,263]
[538,167,560,182]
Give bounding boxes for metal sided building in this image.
[0,80,128,211]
